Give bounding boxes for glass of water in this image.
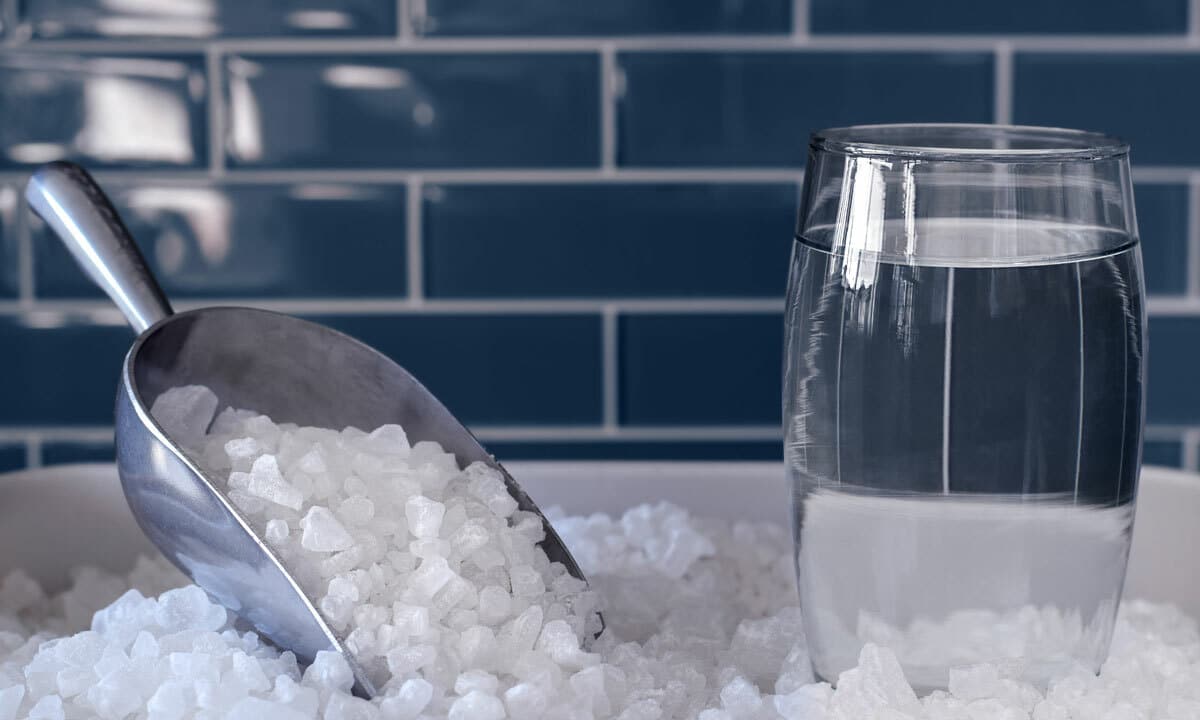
[785,124,1145,692]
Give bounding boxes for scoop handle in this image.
[25,161,173,334]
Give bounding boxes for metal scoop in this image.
[25,161,595,696]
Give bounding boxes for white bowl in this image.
[2,462,1197,619]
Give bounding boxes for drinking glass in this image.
[784,124,1145,692]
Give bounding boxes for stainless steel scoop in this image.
[25,161,595,696]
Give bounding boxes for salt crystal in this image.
[458,625,498,670]
[264,518,290,546]
[0,570,44,613]
[302,650,354,693]
[149,385,218,445]
[339,496,376,526]
[477,586,513,626]
[448,690,505,720]
[227,696,308,720]
[28,695,64,720]
[247,455,303,510]
[300,506,355,552]
[155,586,226,633]
[504,682,548,718]
[325,693,381,720]
[509,564,545,599]
[0,687,23,720]
[409,556,454,600]
[405,496,446,540]
[379,678,432,720]
[224,437,262,472]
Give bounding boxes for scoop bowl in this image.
[25,161,594,696]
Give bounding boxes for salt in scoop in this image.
[24,161,594,696]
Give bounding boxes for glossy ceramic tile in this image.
[1015,53,1200,166]
[1136,184,1190,296]
[20,0,397,39]
[1144,440,1184,468]
[418,0,790,36]
[315,314,603,425]
[619,314,782,425]
[34,183,407,299]
[423,183,796,298]
[224,54,600,168]
[811,0,1187,33]
[0,53,206,169]
[1148,317,1200,424]
[618,51,994,167]
[0,316,132,425]
[0,445,26,472]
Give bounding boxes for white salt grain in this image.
[300,507,355,553]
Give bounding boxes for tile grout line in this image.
[397,0,413,40]
[16,194,33,306]
[22,34,1200,53]
[25,435,41,469]
[792,0,809,38]
[601,306,619,432]
[1183,428,1200,471]
[205,45,226,177]
[406,175,425,302]
[992,41,1013,125]
[1189,173,1200,297]
[600,43,618,173]
[0,167,1193,184]
[1192,0,1200,38]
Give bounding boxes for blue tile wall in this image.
[619,314,782,425]
[224,54,600,169]
[0,3,1198,468]
[618,52,995,167]
[423,183,796,298]
[811,0,1188,34]
[20,0,398,39]
[1014,54,1200,166]
[0,53,206,168]
[419,0,791,36]
[1136,184,1190,296]
[34,182,407,298]
[1144,440,1184,468]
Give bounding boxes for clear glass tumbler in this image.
[785,124,1145,692]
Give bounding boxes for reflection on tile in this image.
[21,0,396,39]
[618,51,994,166]
[1143,439,1183,468]
[0,184,19,299]
[811,0,1187,34]
[316,314,603,425]
[0,316,132,425]
[423,184,796,298]
[486,440,782,461]
[420,0,790,36]
[42,440,115,465]
[224,54,599,168]
[620,314,782,425]
[1148,317,1200,424]
[1014,53,1200,166]
[35,183,407,299]
[0,53,206,168]
[1135,184,1189,296]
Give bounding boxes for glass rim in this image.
[810,123,1130,162]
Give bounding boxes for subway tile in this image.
[618,51,994,167]
[423,184,796,298]
[42,440,115,465]
[1014,54,1200,166]
[0,184,19,299]
[225,54,600,169]
[20,0,397,39]
[620,314,782,425]
[0,316,132,425]
[1148,317,1200,425]
[486,440,782,460]
[34,183,407,299]
[316,314,603,425]
[1135,184,1189,296]
[0,53,206,169]
[1143,439,1183,468]
[419,0,790,36]
[0,445,27,472]
[811,0,1187,34]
